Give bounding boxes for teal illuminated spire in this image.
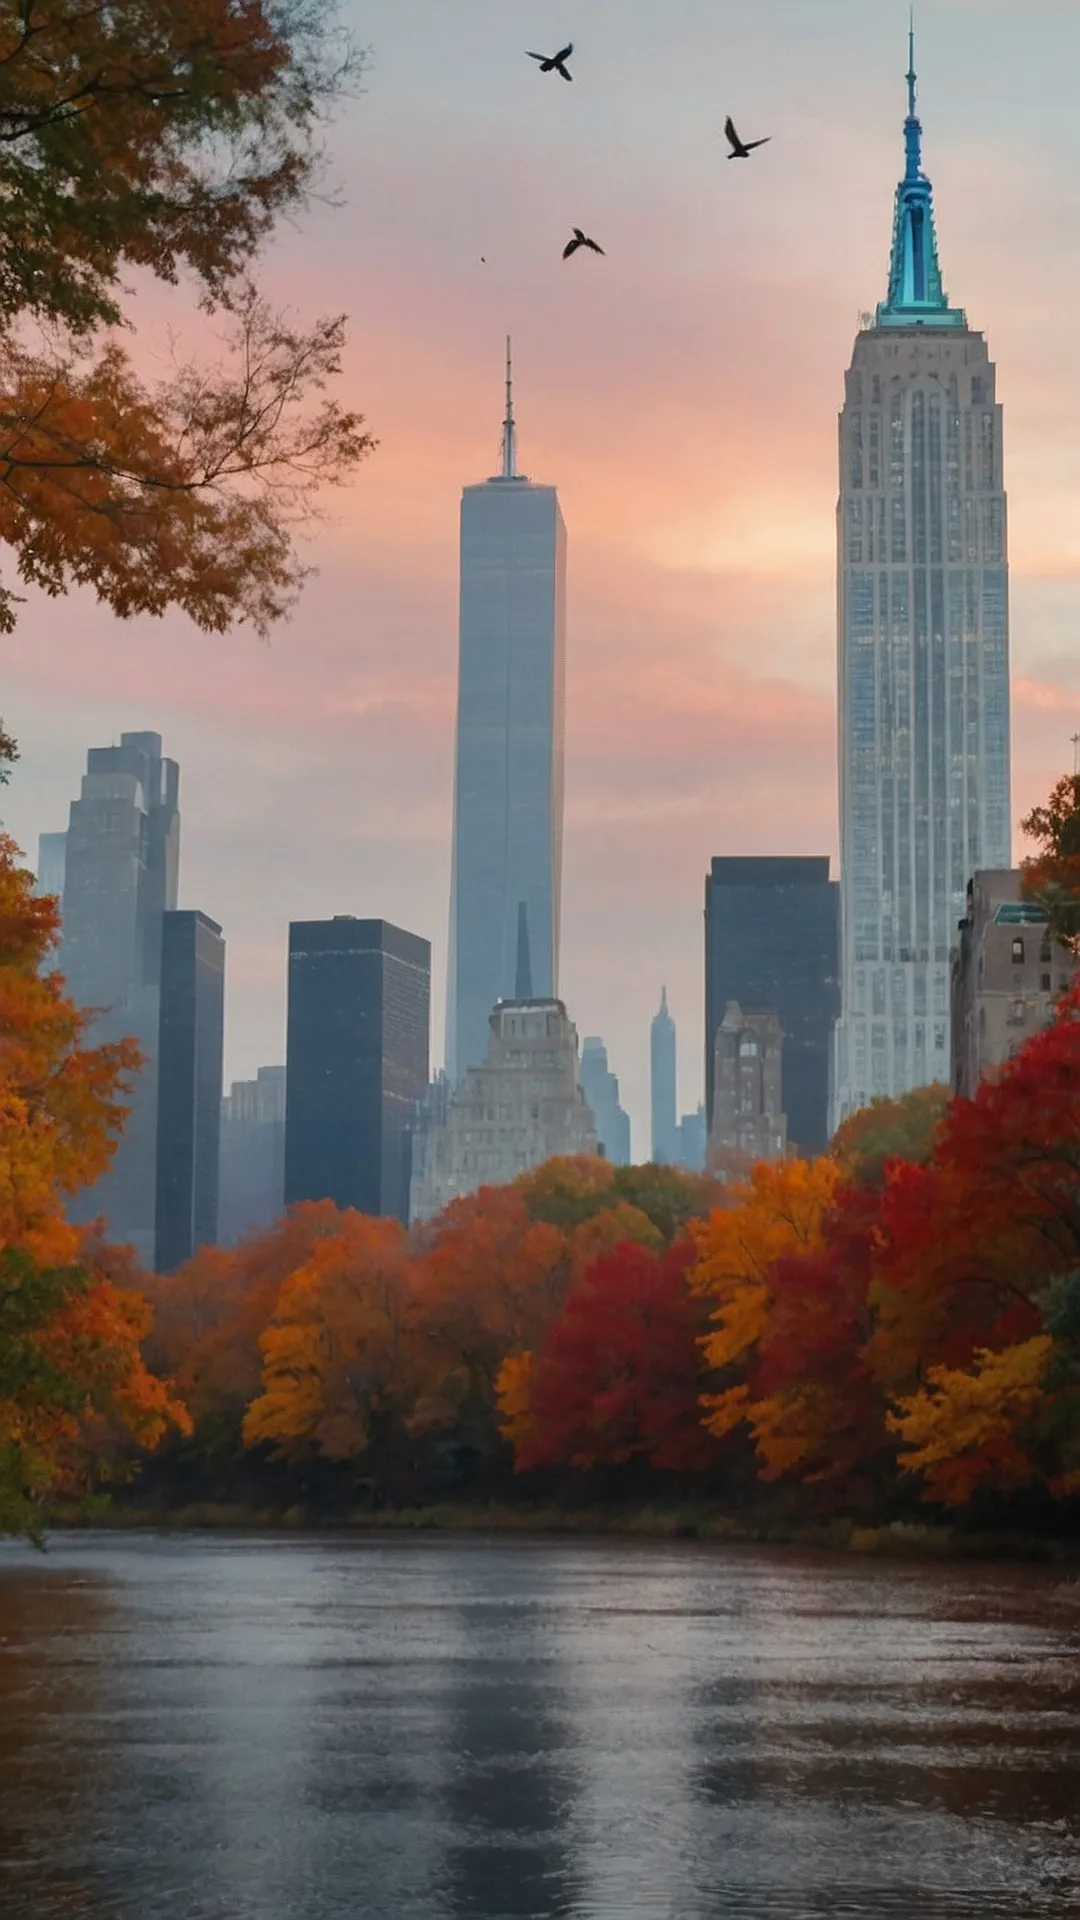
[876,18,966,328]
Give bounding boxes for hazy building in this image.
[580,1035,632,1165]
[411,998,596,1221]
[446,342,567,1081]
[34,831,67,906]
[155,911,225,1272]
[650,987,678,1165]
[708,1002,786,1173]
[834,37,1011,1124]
[285,917,430,1224]
[219,1065,287,1247]
[60,731,180,1264]
[705,858,839,1156]
[677,1105,707,1174]
[950,872,1075,1100]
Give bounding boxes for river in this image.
[0,1532,1077,1918]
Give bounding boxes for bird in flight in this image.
[563,228,604,259]
[724,115,771,158]
[527,43,574,81]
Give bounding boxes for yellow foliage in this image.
[690,1157,840,1376]
[889,1336,1053,1506]
[567,1202,662,1274]
[495,1351,535,1452]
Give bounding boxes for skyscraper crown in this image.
[876,23,966,329]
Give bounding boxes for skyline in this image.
[2,0,1080,1146]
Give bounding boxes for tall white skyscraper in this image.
[446,343,567,1081]
[833,38,1011,1124]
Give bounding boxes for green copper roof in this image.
[876,25,966,329]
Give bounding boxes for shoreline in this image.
[49,1502,1080,1564]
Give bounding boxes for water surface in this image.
[0,1531,1078,1918]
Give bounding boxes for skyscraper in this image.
[580,1036,632,1165]
[60,731,180,1262]
[284,917,430,1223]
[155,910,225,1272]
[34,831,67,906]
[219,1065,286,1247]
[446,341,567,1081]
[705,857,839,1157]
[650,987,678,1166]
[833,37,1011,1122]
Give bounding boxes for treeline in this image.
[2,790,1080,1539]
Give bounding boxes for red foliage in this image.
[514,1239,716,1474]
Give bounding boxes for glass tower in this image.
[446,343,566,1081]
[833,38,1011,1124]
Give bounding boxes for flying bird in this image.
[527,43,573,81]
[724,115,771,158]
[563,228,604,259]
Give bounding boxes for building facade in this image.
[833,39,1011,1123]
[60,731,180,1263]
[705,857,839,1156]
[677,1105,707,1174]
[155,911,225,1272]
[285,917,430,1223]
[708,1002,787,1174]
[219,1065,287,1247]
[410,999,596,1221]
[34,831,67,906]
[950,871,1075,1100]
[446,344,567,1081]
[580,1035,632,1165]
[650,987,678,1165]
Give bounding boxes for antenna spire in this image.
[907,8,916,122]
[501,334,518,479]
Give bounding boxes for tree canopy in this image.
[0,0,371,634]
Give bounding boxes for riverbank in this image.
[53,1501,1080,1563]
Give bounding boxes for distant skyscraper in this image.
[219,1065,286,1247]
[285,917,430,1223]
[705,857,839,1157]
[34,831,67,906]
[833,36,1011,1122]
[61,731,180,1263]
[676,1105,707,1174]
[446,341,567,1080]
[580,1036,632,1165]
[155,911,225,1272]
[650,987,678,1165]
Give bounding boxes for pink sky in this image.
[4,0,1080,1151]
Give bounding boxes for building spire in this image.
[876,20,965,329]
[500,334,518,479]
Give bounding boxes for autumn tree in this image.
[0,0,371,635]
[243,1213,416,1475]
[501,1240,718,1477]
[831,1084,949,1191]
[1020,773,1080,955]
[0,834,187,1532]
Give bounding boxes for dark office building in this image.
[155,911,225,1272]
[285,918,431,1223]
[705,857,840,1156]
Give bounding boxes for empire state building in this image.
[832,38,1011,1123]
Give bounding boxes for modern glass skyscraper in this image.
[61,731,180,1263]
[284,916,430,1224]
[833,39,1011,1124]
[155,910,225,1272]
[446,343,566,1081]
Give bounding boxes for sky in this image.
[4,0,1080,1153]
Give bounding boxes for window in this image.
[1040,940,1052,965]
[1011,937,1024,964]
[1041,974,1052,993]
[1007,997,1026,1027]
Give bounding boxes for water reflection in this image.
[0,1535,1077,1919]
